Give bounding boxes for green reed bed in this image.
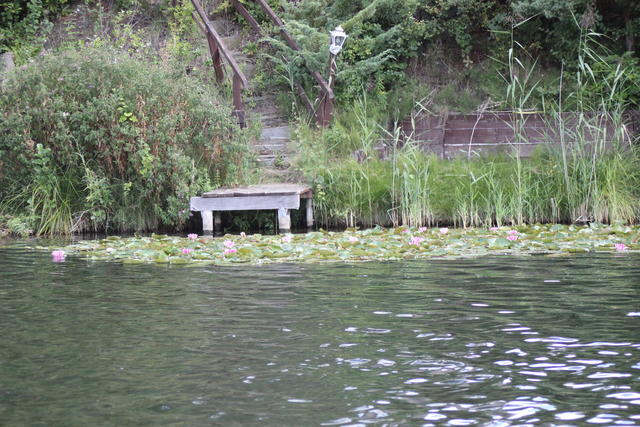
[307,140,640,229]
[46,223,637,265]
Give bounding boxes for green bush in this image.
[0,0,69,62]
[0,46,252,234]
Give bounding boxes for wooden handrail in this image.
[190,0,248,88]
[192,12,225,82]
[252,0,334,100]
[229,0,261,33]
[228,0,322,120]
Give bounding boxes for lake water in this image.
[1,242,639,425]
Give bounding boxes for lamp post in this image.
[319,26,347,127]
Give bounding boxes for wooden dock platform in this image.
[190,184,313,234]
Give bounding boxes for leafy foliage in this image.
[0,46,252,234]
[0,0,69,62]
[54,223,640,265]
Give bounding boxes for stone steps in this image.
[210,18,295,178]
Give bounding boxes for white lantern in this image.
[329,26,348,55]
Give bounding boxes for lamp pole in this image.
[319,26,347,127]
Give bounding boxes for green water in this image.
[0,242,639,425]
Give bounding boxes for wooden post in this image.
[201,211,213,235]
[306,198,314,229]
[319,55,336,127]
[233,73,246,128]
[206,32,225,83]
[214,212,222,234]
[278,208,291,232]
[193,11,226,83]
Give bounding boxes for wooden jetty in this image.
[190,184,313,234]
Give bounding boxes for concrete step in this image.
[260,126,290,140]
[256,141,288,148]
[259,167,297,183]
[255,147,284,156]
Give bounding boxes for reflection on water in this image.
[0,243,639,425]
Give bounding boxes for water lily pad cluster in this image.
[49,223,638,265]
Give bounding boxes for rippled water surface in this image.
[1,243,639,426]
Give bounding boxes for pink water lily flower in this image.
[507,229,519,235]
[281,235,292,243]
[348,236,358,242]
[507,234,518,241]
[490,227,499,232]
[223,248,237,255]
[409,236,424,246]
[615,243,628,252]
[223,240,235,248]
[51,250,66,262]
[439,227,449,235]
[418,227,427,233]
[182,248,193,255]
[187,233,198,240]
[402,228,410,233]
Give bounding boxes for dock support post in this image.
[201,211,213,235]
[278,208,290,233]
[214,212,222,234]
[306,198,314,229]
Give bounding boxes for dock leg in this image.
[306,198,314,229]
[277,208,291,233]
[214,212,222,234]
[201,211,213,235]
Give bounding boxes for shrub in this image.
[0,46,252,234]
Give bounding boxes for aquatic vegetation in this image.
[48,223,638,266]
[409,236,424,246]
[51,250,66,262]
[615,243,628,252]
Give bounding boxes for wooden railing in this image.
[191,0,335,127]
[239,0,334,126]
[191,0,248,127]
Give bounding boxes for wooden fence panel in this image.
[401,111,637,158]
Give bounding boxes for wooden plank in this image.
[202,184,312,198]
[190,0,247,88]
[191,194,301,211]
